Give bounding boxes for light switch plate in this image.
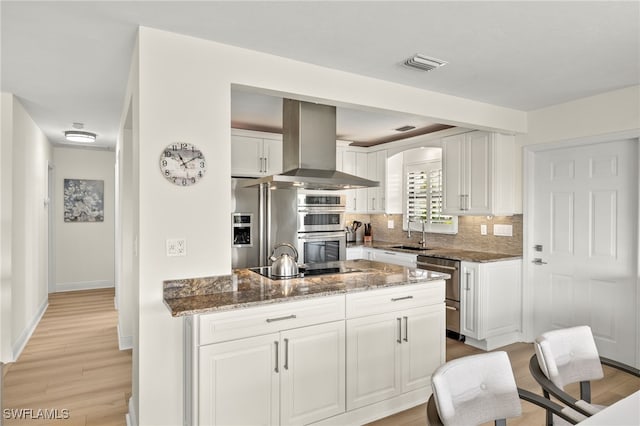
[388,220,394,229]
[480,224,487,235]
[493,224,513,237]
[166,238,187,256]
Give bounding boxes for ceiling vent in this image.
[394,125,416,132]
[403,54,447,72]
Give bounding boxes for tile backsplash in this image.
[346,214,523,255]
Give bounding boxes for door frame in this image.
[47,162,56,294]
[522,129,640,367]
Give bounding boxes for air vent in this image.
[395,125,416,132]
[404,54,448,72]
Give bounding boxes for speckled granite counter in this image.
[349,241,522,263]
[163,259,448,317]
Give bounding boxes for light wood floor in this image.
[2,288,131,426]
[369,338,640,426]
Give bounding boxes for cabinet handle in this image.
[274,341,279,373]
[391,295,413,302]
[372,198,375,210]
[403,316,409,342]
[284,338,289,370]
[397,318,402,344]
[465,272,471,291]
[353,198,356,209]
[459,195,464,211]
[264,157,268,173]
[266,314,297,323]
[383,251,397,255]
[446,305,458,311]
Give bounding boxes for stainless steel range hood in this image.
[244,99,379,190]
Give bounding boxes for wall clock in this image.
[160,142,207,186]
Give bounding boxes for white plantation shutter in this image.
[405,161,457,234]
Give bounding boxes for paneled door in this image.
[532,139,638,366]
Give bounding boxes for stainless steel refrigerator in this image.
[231,177,297,269]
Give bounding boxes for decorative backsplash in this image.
[346,214,523,255]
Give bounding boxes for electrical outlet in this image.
[480,224,487,235]
[166,238,187,256]
[493,224,513,237]
[387,219,394,229]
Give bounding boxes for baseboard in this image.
[12,297,48,361]
[126,397,137,426]
[464,331,522,351]
[117,323,133,350]
[56,280,113,293]
[310,387,430,426]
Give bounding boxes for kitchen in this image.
[2,3,639,426]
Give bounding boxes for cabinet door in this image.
[465,131,491,214]
[346,313,402,410]
[355,152,369,212]
[368,249,416,268]
[199,334,279,426]
[280,321,345,425]
[342,151,357,212]
[263,138,283,175]
[231,135,264,177]
[442,133,465,213]
[401,305,445,392]
[460,262,479,339]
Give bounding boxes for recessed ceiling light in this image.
[64,130,96,143]
[394,125,416,132]
[403,54,448,72]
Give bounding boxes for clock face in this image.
[160,142,207,186]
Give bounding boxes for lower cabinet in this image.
[346,305,444,410]
[198,321,345,426]
[186,283,445,425]
[365,248,417,267]
[459,259,522,349]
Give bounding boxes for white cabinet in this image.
[339,147,386,213]
[345,285,445,410]
[231,130,283,177]
[346,246,364,260]
[367,150,386,213]
[199,333,279,425]
[190,296,345,426]
[366,248,417,267]
[442,131,515,216]
[459,259,522,350]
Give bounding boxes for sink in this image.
[390,245,432,251]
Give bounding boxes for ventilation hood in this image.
[244,99,379,190]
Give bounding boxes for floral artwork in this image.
[63,179,104,222]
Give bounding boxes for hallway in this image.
[2,289,131,425]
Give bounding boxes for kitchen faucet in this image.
[419,220,427,248]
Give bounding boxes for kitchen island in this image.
[164,260,447,426]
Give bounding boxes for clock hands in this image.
[176,153,188,168]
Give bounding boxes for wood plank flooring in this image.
[2,289,638,425]
[2,289,131,426]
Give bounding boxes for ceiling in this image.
[2,1,638,150]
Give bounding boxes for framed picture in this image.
[63,179,104,222]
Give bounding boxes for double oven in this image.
[296,193,346,264]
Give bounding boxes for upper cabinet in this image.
[442,131,515,216]
[337,143,387,214]
[231,129,283,177]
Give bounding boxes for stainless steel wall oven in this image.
[297,193,346,264]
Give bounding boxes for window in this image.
[404,160,457,234]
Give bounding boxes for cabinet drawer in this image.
[198,295,345,345]
[346,283,444,319]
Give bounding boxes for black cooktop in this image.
[248,264,362,280]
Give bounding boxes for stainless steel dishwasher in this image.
[416,255,464,341]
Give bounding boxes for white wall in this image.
[0,94,52,362]
[129,27,529,425]
[53,147,115,292]
[1,93,14,362]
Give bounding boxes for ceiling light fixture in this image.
[64,130,96,143]
[403,54,448,72]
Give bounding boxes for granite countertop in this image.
[348,241,522,263]
[163,259,449,317]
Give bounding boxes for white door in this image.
[263,138,282,175]
[346,312,402,410]
[280,321,345,425]
[401,305,445,392]
[199,334,279,425]
[532,139,638,365]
